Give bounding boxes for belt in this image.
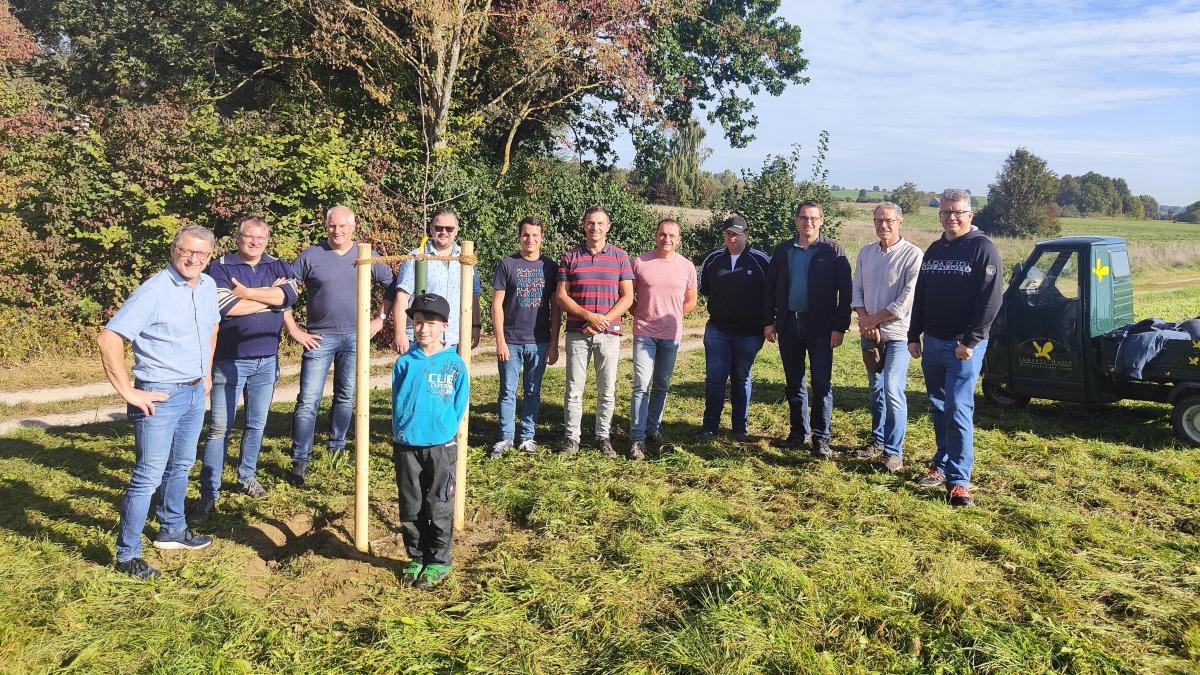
[135,377,202,387]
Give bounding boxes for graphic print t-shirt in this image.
[493,254,558,344]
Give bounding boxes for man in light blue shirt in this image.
[392,209,481,354]
[97,225,222,579]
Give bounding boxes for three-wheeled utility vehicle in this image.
[981,236,1200,446]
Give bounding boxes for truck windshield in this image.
[1018,250,1079,304]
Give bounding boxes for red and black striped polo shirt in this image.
[558,242,634,334]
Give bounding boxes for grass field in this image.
[2,270,1199,672]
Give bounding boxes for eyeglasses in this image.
[238,234,267,243]
[795,216,822,223]
[873,218,899,225]
[431,225,457,233]
[939,209,972,219]
[174,248,212,260]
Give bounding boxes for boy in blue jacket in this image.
[392,293,470,588]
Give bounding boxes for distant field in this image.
[831,189,888,200]
[1057,216,1199,244]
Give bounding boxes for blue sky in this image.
[616,0,1200,206]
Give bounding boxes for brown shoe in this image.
[856,441,884,459]
[878,455,903,473]
[596,437,619,459]
[629,440,647,461]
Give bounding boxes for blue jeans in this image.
[702,323,764,434]
[867,340,912,458]
[777,315,834,442]
[291,333,356,463]
[116,380,206,563]
[921,336,987,488]
[497,342,549,442]
[200,355,279,498]
[630,336,681,441]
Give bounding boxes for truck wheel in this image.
[983,378,1030,408]
[1171,395,1200,447]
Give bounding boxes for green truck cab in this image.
[982,236,1200,446]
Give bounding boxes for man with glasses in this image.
[907,189,1003,507]
[393,209,482,354]
[763,200,852,458]
[852,202,922,473]
[284,206,395,487]
[97,225,221,578]
[190,217,299,524]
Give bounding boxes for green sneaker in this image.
[399,561,423,587]
[412,563,452,589]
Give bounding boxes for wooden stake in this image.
[455,240,474,530]
[354,242,371,553]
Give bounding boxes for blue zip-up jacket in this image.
[391,346,470,446]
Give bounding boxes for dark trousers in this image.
[393,440,457,565]
[777,314,834,442]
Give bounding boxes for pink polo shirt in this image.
[631,251,697,342]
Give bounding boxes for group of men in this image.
[98,188,1001,579]
[482,191,1002,514]
[487,206,698,462]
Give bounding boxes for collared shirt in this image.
[852,237,923,342]
[395,240,482,346]
[787,239,815,312]
[105,265,221,383]
[559,241,635,334]
[208,252,299,360]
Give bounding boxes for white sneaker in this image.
[517,439,538,455]
[489,439,513,459]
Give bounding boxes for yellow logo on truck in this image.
[1092,258,1110,281]
[1033,341,1054,361]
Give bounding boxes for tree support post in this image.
[354,242,372,553]
[454,240,474,530]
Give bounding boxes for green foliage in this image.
[645,0,808,149]
[1139,194,1159,220]
[976,148,1060,237]
[663,119,710,208]
[13,104,371,324]
[1057,171,1152,218]
[687,132,841,258]
[885,182,923,214]
[1180,201,1200,224]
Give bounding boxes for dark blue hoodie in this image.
[907,228,1004,348]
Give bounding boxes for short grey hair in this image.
[874,201,903,219]
[939,189,973,209]
[171,224,215,249]
[326,205,355,224]
[237,216,270,235]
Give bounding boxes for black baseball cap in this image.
[723,215,748,235]
[407,293,451,322]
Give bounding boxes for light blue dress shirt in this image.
[395,241,482,346]
[106,265,221,383]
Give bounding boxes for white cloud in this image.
[685,0,1200,204]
